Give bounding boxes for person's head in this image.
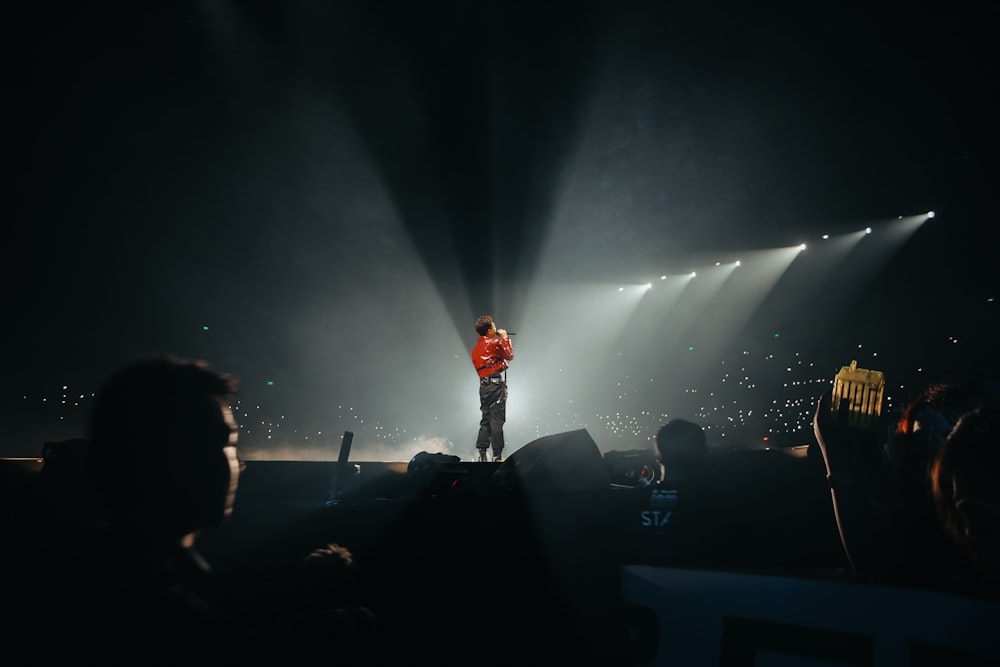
[895,380,1000,442]
[654,419,708,479]
[475,315,496,337]
[931,399,1000,585]
[890,378,1000,482]
[87,355,241,541]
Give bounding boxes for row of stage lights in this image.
[618,211,936,292]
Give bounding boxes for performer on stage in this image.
[471,314,514,462]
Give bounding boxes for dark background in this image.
[3,1,997,460]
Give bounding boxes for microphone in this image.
[507,332,517,336]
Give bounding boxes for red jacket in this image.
[471,336,514,378]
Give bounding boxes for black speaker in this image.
[494,428,609,496]
[493,430,628,664]
[0,457,44,517]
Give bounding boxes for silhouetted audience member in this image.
[930,398,1000,599]
[814,376,1000,592]
[614,418,735,568]
[78,355,245,638]
[39,355,373,650]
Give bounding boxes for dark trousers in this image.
[476,381,507,456]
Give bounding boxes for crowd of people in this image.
[2,348,997,661]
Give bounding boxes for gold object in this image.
[831,360,885,429]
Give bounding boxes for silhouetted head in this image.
[890,378,1000,483]
[931,399,1000,587]
[654,419,708,480]
[88,355,241,541]
[896,379,1000,441]
[475,315,496,337]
